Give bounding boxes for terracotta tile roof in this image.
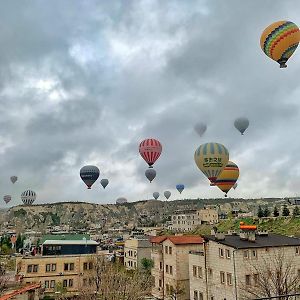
[166,236,204,245]
[149,235,204,245]
[149,235,168,244]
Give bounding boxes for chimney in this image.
[215,232,225,241]
[248,231,256,242]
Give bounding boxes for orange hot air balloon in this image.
[260,21,300,68]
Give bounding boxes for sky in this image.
[1,0,300,206]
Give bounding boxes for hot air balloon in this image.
[116,197,127,204]
[260,21,300,68]
[234,118,249,135]
[10,176,18,184]
[153,192,159,200]
[21,190,36,205]
[164,191,171,200]
[194,143,229,184]
[3,195,11,204]
[194,122,207,137]
[233,183,238,190]
[100,179,109,189]
[80,165,100,189]
[145,168,156,183]
[139,138,162,168]
[215,161,239,197]
[176,184,185,194]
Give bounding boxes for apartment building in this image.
[151,235,204,300]
[124,235,152,270]
[189,224,300,300]
[15,239,99,298]
[169,208,218,232]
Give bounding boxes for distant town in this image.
[0,197,300,299]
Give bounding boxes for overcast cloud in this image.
[1,0,300,206]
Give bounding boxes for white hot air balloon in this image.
[194,122,207,137]
[234,117,249,135]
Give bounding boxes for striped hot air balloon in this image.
[194,143,229,184]
[260,21,300,68]
[215,161,239,197]
[139,138,162,168]
[21,190,36,205]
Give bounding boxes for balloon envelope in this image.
[194,143,229,184]
[80,165,100,189]
[10,176,18,184]
[234,118,249,135]
[145,168,156,183]
[260,21,300,68]
[139,138,162,167]
[176,184,185,194]
[116,197,127,204]
[100,179,109,189]
[153,192,159,200]
[164,191,171,200]
[233,183,238,190]
[194,122,207,137]
[215,161,239,197]
[3,195,11,204]
[21,190,36,205]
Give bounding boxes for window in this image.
[166,265,169,273]
[50,280,55,288]
[159,279,162,287]
[225,249,231,259]
[296,247,300,255]
[253,274,259,286]
[227,273,232,285]
[52,264,56,271]
[69,279,73,287]
[197,266,203,278]
[199,293,204,300]
[83,262,88,270]
[63,280,68,288]
[44,281,49,288]
[33,265,38,272]
[169,246,172,255]
[193,265,197,277]
[46,264,51,272]
[252,250,257,258]
[160,262,163,270]
[220,271,225,284]
[64,263,69,271]
[170,265,173,275]
[27,265,33,273]
[245,274,251,286]
[194,290,199,300]
[219,248,224,258]
[165,246,168,254]
[243,250,249,259]
[166,284,170,294]
[70,263,75,271]
[83,278,87,286]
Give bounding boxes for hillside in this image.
[190,216,300,237]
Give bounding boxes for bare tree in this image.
[240,251,300,300]
[77,256,153,300]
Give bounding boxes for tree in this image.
[257,206,264,218]
[293,206,300,216]
[140,258,154,273]
[282,205,290,217]
[273,206,279,217]
[263,207,270,217]
[16,234,23,252]
[77,256,153,300]
[240,251,300,300]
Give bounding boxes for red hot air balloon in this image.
[139,138,162,168]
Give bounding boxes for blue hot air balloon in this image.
[176,184,185,194]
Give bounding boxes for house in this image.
[151,235,204,300]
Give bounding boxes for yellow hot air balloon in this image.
[194,143,229,184]
[260,21,300,68]
[215,161,239,197]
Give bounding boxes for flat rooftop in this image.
[43,240,98,246]
[204,233,300,249]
